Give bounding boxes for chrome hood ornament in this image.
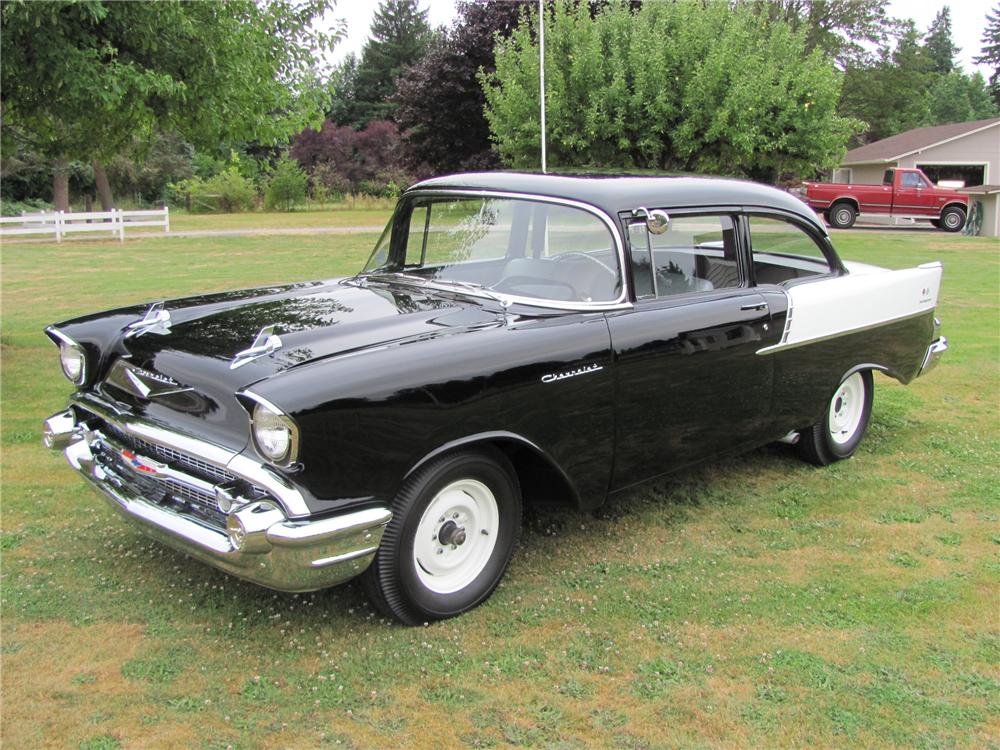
[125,302,171,338]
[230,325,283,370]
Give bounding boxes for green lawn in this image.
[2,225,998,749]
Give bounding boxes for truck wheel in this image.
[797,370,874,466]
[361,449,521,624]
[939,206,966,232]
[828,203,857,229]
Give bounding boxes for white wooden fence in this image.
[0,207,169,242]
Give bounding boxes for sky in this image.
[328,0,995,76]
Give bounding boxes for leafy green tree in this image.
[973,3,1000,107]
[349,0,433,126]
[751,0,899,66]
[840,21,933,143]
[924,6,960,74]
[264,157,309,211]
[483,0,857,181]
[327,54,362,126]
[0,0,340,210]
[926,71,999,124]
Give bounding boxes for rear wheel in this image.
[939,206,966,232]
[797,370,874,466]
[362,450,521,624]
[828,202,857,229]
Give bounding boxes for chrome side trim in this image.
[756,309,932,355]
[70,392,311,518]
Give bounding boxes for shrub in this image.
[264,157,309,211]
[167,168,257,213]
[206,167,256,212]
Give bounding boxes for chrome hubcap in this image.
[413,479,499,594]
[828,373,865,445]
[944,213,960,228]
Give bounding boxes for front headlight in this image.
[59,343,86,384]
[250,399,299,465]
[46,327,87,385]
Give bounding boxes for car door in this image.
[606,210,781,491]
[895,171,938,217]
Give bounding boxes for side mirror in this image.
[633,207,671,234]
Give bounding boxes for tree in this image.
[291,119,406,195]
[924,6,960,74]
[349,0,433,126]
[926,71,999,124]
[483,1,858,181]
[327,54,362,126]
[974,3,1000,107]
[0,1,340,210]
[840,21,933,143]
[394,1,529,172]
[751,0,900,66]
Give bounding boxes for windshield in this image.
[362,195,622,304]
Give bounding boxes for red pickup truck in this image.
[804,168,968,232]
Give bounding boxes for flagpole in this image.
[539,0,547,174]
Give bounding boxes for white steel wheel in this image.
[796,369,874,466]
[828,372,866,445]
[361,449,522,624]
[412,479,500,594]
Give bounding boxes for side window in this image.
[901,172,923,188]
[628,214,741,299]
[404,203,430,266]
[748,216,832,285]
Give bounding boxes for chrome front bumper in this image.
[918,336,948,377]
[43,405,391,593]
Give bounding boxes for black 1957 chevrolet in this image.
[43,173,948,623]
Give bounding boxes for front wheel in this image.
[361,450,521,624]
[797,370,874,466]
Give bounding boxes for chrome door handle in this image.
[740,302,768,312]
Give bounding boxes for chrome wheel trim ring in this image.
[835,208,852,226]
[413,479,500,594]
[829,372,865,445]
[943,211,961,228]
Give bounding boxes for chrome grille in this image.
[102,421,235,484]
[94,440,227,528]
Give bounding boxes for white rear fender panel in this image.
[758,262,942,429]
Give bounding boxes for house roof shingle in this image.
[842,118,1000,165]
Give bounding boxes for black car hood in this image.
[87,278,503,447]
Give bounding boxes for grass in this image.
[2,220,998,749]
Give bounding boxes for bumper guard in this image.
[44,408,391,592]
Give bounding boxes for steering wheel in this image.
[552,252,618,300]
[492,275,577,300]
[553,251,617,278]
